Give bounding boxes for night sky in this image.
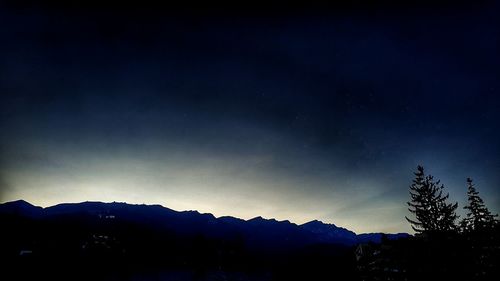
[1,1,499,233]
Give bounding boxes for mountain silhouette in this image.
[0,199,43,217]
[0,200,409,281]
[0,200,408,246]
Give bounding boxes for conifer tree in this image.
[462,178,498,231]
[406,165,459,233]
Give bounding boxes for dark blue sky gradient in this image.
[1,1,499,233]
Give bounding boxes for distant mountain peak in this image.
[0,199,42,217]
[3,199,34,206]
[303,219,336,227]
[301,219,357,245]
[249,216,265,221]
[248,216,294,225]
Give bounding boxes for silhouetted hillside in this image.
[0,200,408,280]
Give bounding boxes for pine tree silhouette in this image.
[462,178,498,232]
[406,165,459,233]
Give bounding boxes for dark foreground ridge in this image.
[2,200,499,281]
[1,200,409,280]
[4,200,500,281]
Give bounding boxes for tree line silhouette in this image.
[403,165,499,281]
[406,165,497,234]
[359,165,499,281]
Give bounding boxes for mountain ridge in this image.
[0,199,409,245]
